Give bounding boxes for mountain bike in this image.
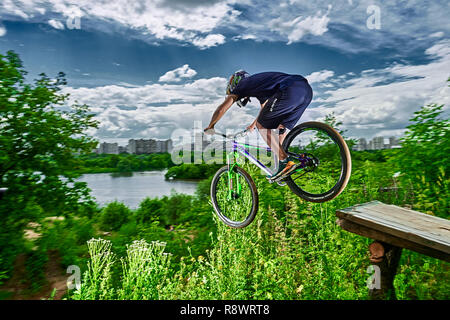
[209,121,352,228]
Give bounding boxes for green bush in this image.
[390,104,449,218]
[71,217,95,245]
[134,198,163,225]
[99,201,131,231]
[165,163,221,179]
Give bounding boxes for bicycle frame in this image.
[227,138,311,176]
[214,130,312,199]
[228,140,273,176]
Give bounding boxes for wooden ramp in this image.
[336,200,450,262]
[336,201,450,299]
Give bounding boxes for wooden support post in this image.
[368,241,402,300]
[0,188,7,200]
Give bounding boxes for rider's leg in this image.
[278,124,287,146]
[255,121,287,160]
[256,121,295,179]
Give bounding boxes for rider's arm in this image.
[204,95,237,130]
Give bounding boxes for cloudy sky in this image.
[1,0,449,144]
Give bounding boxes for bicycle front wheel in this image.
[282,121,352,203]
[210,165,258,228]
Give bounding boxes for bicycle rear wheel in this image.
[282,121,351,202]
[210,165,258,228]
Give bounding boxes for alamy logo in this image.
[366,265,381,289]
[66,7,82,30]
[367,5,381,30]
[66,265,81,290]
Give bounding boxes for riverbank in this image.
[75,152,174,174]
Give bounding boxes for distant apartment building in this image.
[389,136,401,148]
[354,138,368,151]
[97,142,119,154]
[94,139,173,155]
[353,136,402,151]
[127,139,173,154]
[165,139,173,153]
[372,136,385,150]
[118,146,128,154]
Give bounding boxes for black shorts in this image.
[257,80,313,130]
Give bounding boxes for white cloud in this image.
[0,23,6,37]
[66,77,225,108]
[269,6,332,44]
[1,1,449,52]
[429,31,445,38]
[61,73,262,140]
[238,1,450,53]
[306,70,334,84]
[0,0,238,48]
[1,0,30,19]
[192,34,226,49]
[59,40,450,141]
[234,34,257,40]
[36,7,46,15]
[310,40,450,139]
[159,64,198,83]
[62,76,226,137]
[48,19,64,30]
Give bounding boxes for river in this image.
[77,170,200,209]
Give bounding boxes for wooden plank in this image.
[337,218,450,262]
[337,201,450,250]
[336,201,450,256]
[336,210,450,252]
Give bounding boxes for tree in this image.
[324,112,347,137]
[117,157,134,172]
[99,201,130,231]
[0,50,98,277]
[323,112,358,149]
[396,104,449,183]
[391,103,449,217]
[135,197,163,224]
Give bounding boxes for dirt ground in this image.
[0,250,68,300]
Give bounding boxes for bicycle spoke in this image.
[290,170,308,182]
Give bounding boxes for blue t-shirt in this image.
[230,72,306,104]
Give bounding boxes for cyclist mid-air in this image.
[205,71,351,228]
[204,70,313,181]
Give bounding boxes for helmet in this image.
[226,70,249,95]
